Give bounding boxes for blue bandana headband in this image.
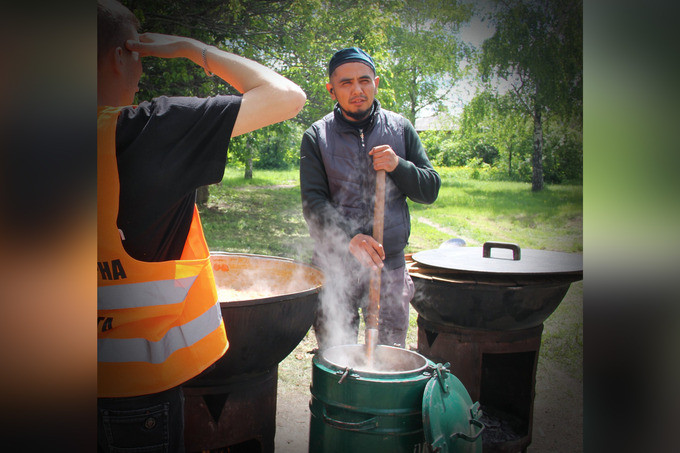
[328,47,376,77]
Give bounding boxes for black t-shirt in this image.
[115,95,241,262]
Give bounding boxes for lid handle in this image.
[450,418,485,443]
[322,406,378,432]
[483,241,521,260]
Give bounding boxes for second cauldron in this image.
[407,242,583,331]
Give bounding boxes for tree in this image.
[454,90,530,177]
[122,0,485,182]
[127,0,302,99]
[385,0,473,124]
[124,0,395,176]
[479,0,582,190]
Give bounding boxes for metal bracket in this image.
[434,362,451,394]
[336,367,354,384]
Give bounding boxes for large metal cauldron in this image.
[183,253,324,452]
[408,242,583,330]
[187,252,324,385]
[309,344,483,453]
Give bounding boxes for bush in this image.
[543,140,583,184]
[254,143,298,169]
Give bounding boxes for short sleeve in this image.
[114,95,242,262]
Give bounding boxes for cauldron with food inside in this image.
[407,241,583,452]
[183,252,324,453]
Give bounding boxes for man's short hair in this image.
[97,0,140,62]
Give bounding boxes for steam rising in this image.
[311,227,370,351]
[322,344,427,374]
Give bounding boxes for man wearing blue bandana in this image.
[300,47,441,349]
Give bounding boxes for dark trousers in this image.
[97,385,185,453]
[314,264,415,350]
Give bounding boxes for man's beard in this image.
[339,103,372,121]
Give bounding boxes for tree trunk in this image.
[531,104,544,191]
[244,136,254,179]
[196,185,210,205]
[245,156,253,179]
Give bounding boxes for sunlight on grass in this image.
[201,168,314,261]
[408,167,583,252]
[219,166,300,188]
[206,166,582,256]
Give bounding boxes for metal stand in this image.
[183,368,278,453]
[417,316,542,453]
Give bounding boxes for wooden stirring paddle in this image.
[365,169,385,364]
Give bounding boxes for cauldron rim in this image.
[317,344,430,377]
[211,251,324,305]
[217,286,321,307]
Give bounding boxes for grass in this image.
[200,167,313,260]
[200,165,583,379]
[406,167,583,253]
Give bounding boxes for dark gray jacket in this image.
[300,101,440,269]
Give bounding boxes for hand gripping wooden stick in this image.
[365,169,385,363]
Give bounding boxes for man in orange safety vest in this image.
[97,1,306,451]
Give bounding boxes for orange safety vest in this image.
[97,106,228,398]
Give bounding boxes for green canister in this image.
[308,344,483,453]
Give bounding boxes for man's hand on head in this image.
[125,33,200,60]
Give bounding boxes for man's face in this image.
[327,62,380,122]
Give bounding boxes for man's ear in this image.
[326,82,335,99]
[112,46,126,74]
[374,76,380,90]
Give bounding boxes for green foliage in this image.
[219,166,300,188]
[385,0,473,123]
[478,0,582,190]
[480,0,582,119]
[121,0,581,185]
[419,131,461,167]
[227,122,305,172]
[420,88,581,184]
[542,117,583,184]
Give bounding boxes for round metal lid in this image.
[422,365,483,453]
[412,241,583,275]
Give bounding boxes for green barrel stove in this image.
[309,344,484,453]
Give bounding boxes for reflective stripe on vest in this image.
[97,105,228,397]
[98,276,198,310]
[98,302,223,363]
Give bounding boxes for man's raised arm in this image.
[126,33,306,137]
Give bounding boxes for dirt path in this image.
[413,216,477,246]
[274,385,312,452]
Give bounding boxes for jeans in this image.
[97,385,185,453]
